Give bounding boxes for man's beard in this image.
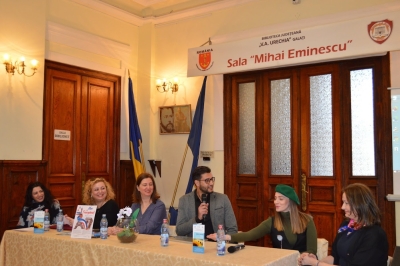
[199,185,212,194]
[161,122,174,132]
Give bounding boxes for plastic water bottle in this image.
[44,209,50,231]
[160,219,169,247]
[56,209,63,232]
[100,214,108,240]
[216,224,226,256]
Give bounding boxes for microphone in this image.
[227,244,245,253]
[201,193,207,221]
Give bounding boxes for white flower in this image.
[123,206,132,217]
[117,206,132,220]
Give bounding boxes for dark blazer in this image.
[332,220,388,266]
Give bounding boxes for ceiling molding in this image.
[132,0,165,7]
[46,21,132,75]
[70,0,256,26]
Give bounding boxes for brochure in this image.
[33,211,45,234]
[192,223,205,253]
[70,205,97,239]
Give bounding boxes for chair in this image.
[316,238,328,260]
[169,225,177,237]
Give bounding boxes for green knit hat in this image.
[275,184,300,205]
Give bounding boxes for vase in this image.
[116,218,138,243]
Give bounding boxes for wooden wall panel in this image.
[237,182,258,200]
[0,161,47,240]
[118,160,136,208]
[309,185,336,205]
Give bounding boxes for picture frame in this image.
[159,104,192,134]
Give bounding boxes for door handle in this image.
[301,173,307,211]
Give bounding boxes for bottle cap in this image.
[45,209,49,212]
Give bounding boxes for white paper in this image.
[70,205,97,239]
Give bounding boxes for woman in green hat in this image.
[207,184,317,255]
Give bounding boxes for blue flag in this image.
[128,77,144,179]
[185,76,207,194]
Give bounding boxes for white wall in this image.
[0,0,46,160]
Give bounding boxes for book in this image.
[192,223,205,253]
[70,205,97,239]
[33,211,45,234]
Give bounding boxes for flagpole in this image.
[168,144,189,221]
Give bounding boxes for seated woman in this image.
[299,183,388,266]
[130,172,167,235]
[66,178,119,231]
[17,182,61,228]
[208,184,317,255]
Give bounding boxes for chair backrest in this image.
[317,238,328,260]
[391,246,400,266]
[169,225,177,237]
[387,256,393,266]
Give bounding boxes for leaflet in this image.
[70,205,97,239]
[33,211,45,234]
[192,223,205,253]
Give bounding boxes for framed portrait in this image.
[159,104,192,134]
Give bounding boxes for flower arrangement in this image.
[116,206,139,243]
[117,206,133,221]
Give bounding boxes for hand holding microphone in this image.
[227,244,245,253]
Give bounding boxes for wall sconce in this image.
[3,54,38,77]
[156,78,179,93]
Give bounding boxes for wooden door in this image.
[224,55,394,252]
[43,61,121,217]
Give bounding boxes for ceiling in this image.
[100,0,226,18]
[71,0,258,25]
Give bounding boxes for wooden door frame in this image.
[43,60,121,212]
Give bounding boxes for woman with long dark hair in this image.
[17,181,61,228]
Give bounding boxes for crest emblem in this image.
[199,52,211,70]
[368,19,393,44]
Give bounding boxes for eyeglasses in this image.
[199,177,215,184]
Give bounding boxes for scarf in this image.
[337,219,364,235]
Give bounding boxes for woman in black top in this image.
[81,177,119,229]
[66,177,119,230]
[17,182,61,228]
[299,183,388,266]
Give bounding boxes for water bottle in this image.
[160,219,169,247]
[56,209,63,232]
[44,209,50,231]
[100,214,108,240]
[216,224,226,256]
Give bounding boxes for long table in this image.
[0,229,299,265]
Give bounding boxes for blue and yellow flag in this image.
[185,76,207,194]
[128,77,145,179]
